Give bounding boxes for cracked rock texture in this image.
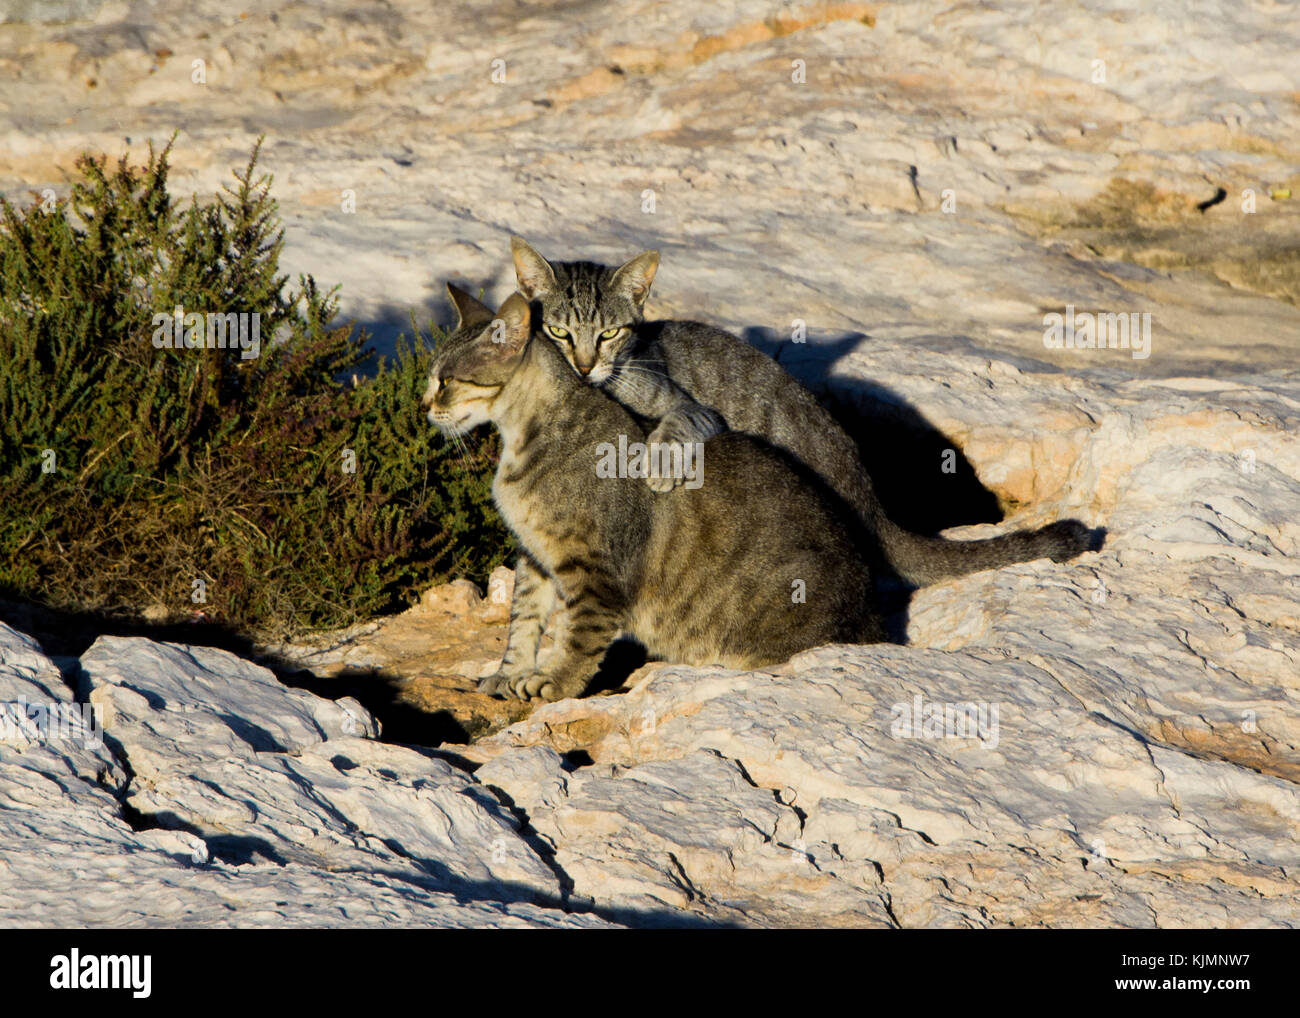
[1,0,1298,926]
[0,625,609,927]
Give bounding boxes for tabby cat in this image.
[422,286,879,702]
[510,236,1092,586]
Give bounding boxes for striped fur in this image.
[422,287,880,702]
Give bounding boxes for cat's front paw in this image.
[502,671,584,703]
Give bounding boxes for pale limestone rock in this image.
[1,0,1294,377]
[76,635,565,904]
[474,745,571,812]
[0,624,124,792]
[78,636,365,778]
[472,643,1300,927]
[0,625,608,927]
[528,750,894,927]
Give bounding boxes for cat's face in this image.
[422,287,530,435]
[511,236,658,385]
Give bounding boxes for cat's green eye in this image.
[544,323,570,341]
[598,327,624,341]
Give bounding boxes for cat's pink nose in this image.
[575,361,594,377]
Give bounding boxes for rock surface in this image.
[264,566,527,744]
[1,0,1298,927]
[0,624,608,927]
[1,0,1295,374]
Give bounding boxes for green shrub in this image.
[0,138,510,641]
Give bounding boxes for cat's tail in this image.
[876,515,1096,587]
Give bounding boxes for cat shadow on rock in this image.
[741,325,1101,642]
[741,327,1004,536]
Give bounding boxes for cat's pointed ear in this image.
[610,249,659,307]
[446,282,494,330]
[511,236,558,300]
[494,292,532,351]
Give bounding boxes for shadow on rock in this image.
[744,327,1005,535]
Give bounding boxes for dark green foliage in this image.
[0,138,509,640]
